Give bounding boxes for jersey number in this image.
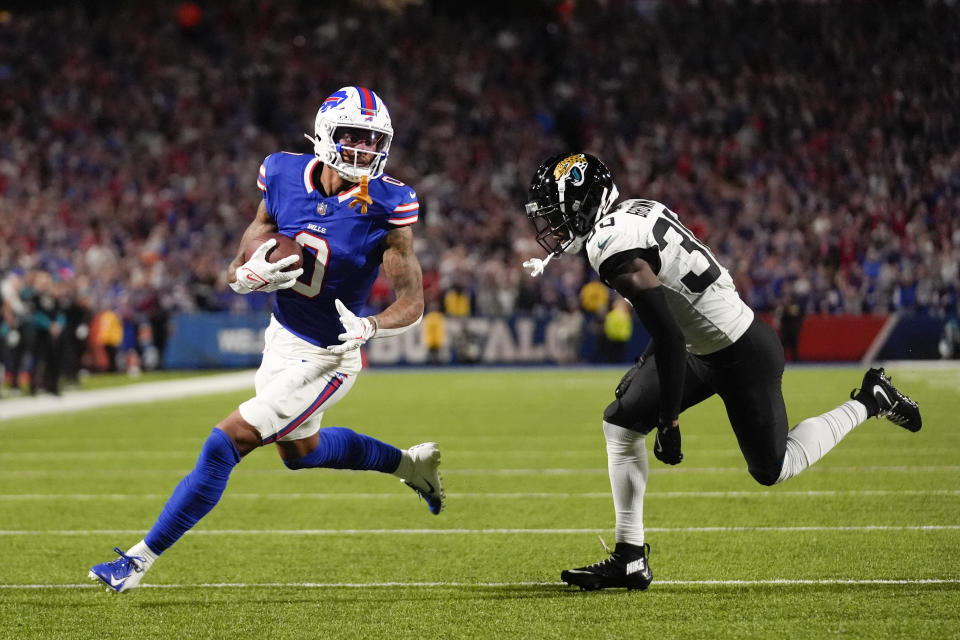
[652,215,721,294]
[292,231,330,298]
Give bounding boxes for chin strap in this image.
[304,132,323,158]
[348,175,373,213]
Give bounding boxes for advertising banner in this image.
[161,311,951,368]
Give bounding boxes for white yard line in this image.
[3,578,958,590]
[1,525,957,536]
[3,465,958,478]
[0,371,256,422]
[0,489,957,501]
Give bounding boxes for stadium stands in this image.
[1,1,957,378]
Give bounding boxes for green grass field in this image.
[1,365,958,639]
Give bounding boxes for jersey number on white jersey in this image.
[292,231,330,298]
[651,214,721,294]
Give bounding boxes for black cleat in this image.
[851,367,922,432]
[561,542,653,591]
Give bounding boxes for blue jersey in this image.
[256,152,419,348]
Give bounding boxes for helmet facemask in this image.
[526,197,589,256]
[305,87,394,183]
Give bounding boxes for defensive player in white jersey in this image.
[522,152,922,591]
[89,87,444,593]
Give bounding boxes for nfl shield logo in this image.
[316,202,328,216]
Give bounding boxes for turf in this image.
[0,365,958,639]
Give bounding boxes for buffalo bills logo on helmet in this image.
[320,90,349,113]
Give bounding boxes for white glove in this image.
[522,254,553,278]
[229,238,304,294]
[328,298,377,354]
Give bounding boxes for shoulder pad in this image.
[376,175,419,226]
[585,201,661,273]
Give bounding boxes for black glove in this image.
[654,424,683,465]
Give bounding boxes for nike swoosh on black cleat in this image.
[873,385,892,409]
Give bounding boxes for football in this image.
[244,232,303,271]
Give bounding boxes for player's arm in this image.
[227,200,277,284]
[601,251,686,464]
[328,226,424,354]
[227,200,302,294]
[374,226,425,330]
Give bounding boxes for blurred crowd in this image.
[1,0,958,389]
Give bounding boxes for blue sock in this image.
[144,428,240,554]
[284,426,401,473]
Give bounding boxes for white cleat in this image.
[403,442,445,515]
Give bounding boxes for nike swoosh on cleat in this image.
[109,576,126,588]
[873,385,891,408]
[423,480,435,495]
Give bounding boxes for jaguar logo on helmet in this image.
[553,154,588,186]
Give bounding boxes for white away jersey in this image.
[586,199,754,355]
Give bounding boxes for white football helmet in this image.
[305,86,393,182]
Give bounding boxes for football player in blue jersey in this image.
[89,87,444,593]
